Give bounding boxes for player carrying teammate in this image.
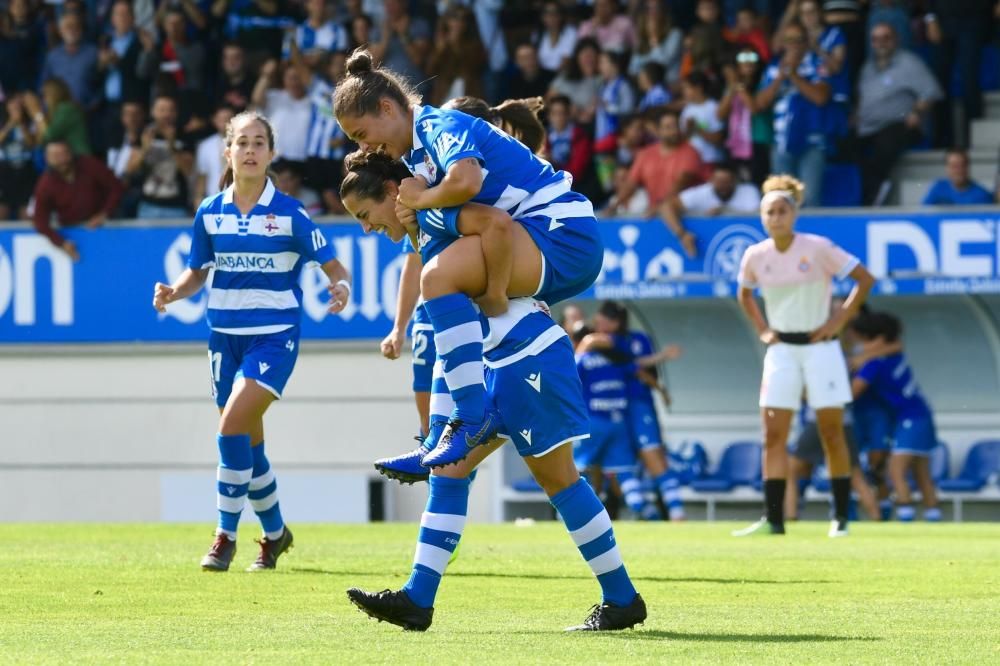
[333,48,603,469]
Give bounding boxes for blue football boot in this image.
[374,419,447,484]
[420,408,502,469]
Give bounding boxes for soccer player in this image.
[151,111,351,571]
[582,301,686,520]
[340,155,646,633]
[734,174,874,538]
[851,312,942,521]
[334,48,603,469]
[571,323,682,520]
[375,95,549,483]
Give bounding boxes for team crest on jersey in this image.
[798,257,811,272]
[418,230,431,250]
[264,214,279,235]
[422,154,437,182]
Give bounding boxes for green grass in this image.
[1,523,998,664]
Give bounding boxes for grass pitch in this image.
[1,522,998,664]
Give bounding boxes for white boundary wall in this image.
[0,343,500,524]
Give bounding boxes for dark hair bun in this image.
[346,48,374,76]
[343,149,411,182]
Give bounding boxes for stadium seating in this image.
[690,442,762,492]
[936,440,1000,521]
[687,442,763,520]
[938,440,1000,492]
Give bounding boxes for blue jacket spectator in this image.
[755,22,831,207]
[40,12,99,108]
[922,150,994,205]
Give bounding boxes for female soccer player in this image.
[734,174,874,537]
[334,48,603,468]
[152,111,351,571]
[338,173,645,628]
[377,96,550,481]
[583,301,686,520]
[851,312,941,521]
[571,321,683,521]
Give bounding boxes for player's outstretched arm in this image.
[152,268,210,313]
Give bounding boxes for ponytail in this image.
[334,47,422,119]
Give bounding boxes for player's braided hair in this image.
[339,150,411,202]
[333,47,422,119]
[219,110,276,191]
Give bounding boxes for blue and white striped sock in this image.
[249,442,285,541]
[617,472,650,517]
[402,475,470,608]
[551,478,638,607]
[216,433,252,539]
[655,470,685,520]
[423,357,456,451]
[425,294,486,423]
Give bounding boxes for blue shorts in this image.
[628,400,662,449]
[519,213,603,305]
[573,411,636,474]
[208,327,300,408]
[487,335,591,458]
[852,402,892,452]
[893,415,937,457]
[410,304,435,393]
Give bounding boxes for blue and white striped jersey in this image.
[188,179,336,334]
[402,105,593,223]
[482,298,567,369]
[306,79,347,160]
[282,20,348,59]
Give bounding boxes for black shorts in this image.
[791,421,861,468]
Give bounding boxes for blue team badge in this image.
[798,257,811,273]
[237,217,250,236]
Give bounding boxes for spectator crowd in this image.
[1,0,999,260]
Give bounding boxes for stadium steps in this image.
[891,91,1000,206]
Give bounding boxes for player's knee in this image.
[218,410,249,437]
[816,422,845,447]
[535,465,580,497]
[763,430,787,450]
[420,263,451,299]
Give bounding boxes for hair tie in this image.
[760,189,798,209]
